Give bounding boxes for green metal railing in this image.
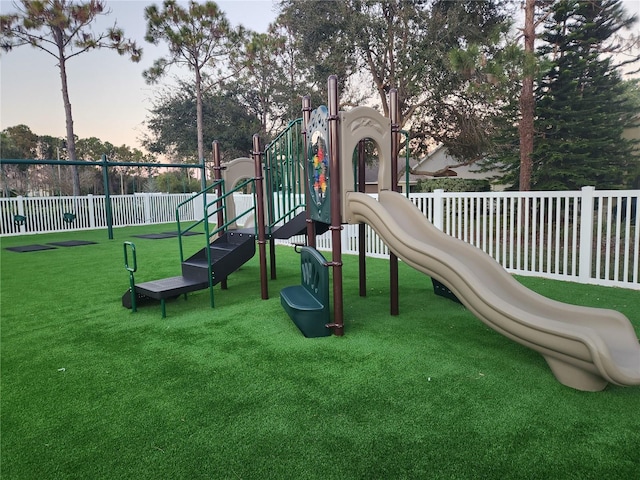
[400,130,410,198]
[175,181,220,262]
[175,178,257,308]
[264,118,306,232]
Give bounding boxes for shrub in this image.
[415,178,491,192]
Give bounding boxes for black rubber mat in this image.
[5,244,57,252]
[132,233,176,239]
[133,232,203,239]
[47,240,97,247]
[161,231,203,236]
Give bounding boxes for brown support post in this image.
[253,134,269,300]
[358,139,367,297]
[328,75,344,336]
[389,89,400,315]
[212,141,228,290]
[302,95,316,247]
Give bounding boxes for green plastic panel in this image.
[306,106,331,224]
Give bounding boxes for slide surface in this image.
[347,191,640,391]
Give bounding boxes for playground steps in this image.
[122,231,256,311]
[181,232,255,283]
[125,276,209,303]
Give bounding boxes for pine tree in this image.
[533,0,639,190]
[1,1,141,196]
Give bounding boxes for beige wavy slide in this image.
[346,190,640,391]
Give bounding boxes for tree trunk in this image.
[519,0,536,192]
[56,30,81,196]
[1,165,9,197]
[195,68,206,191]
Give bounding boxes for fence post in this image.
[143,193,152,224]
[578,186,595,283]
[433,189,445,231]
[87,194,96,229]
[341,224,350,255]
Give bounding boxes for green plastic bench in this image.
[280,246,331,338]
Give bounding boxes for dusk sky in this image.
[0,0,278,150]
[1,0,639,154]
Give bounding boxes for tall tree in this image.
[276,0,357,104]
[276,0,514,159]
[144,0,240,188]
[143,82,259,167]
[519,0,536,191]
[0,125,39,196]
[228,22,327,141]
[229,31,282,140]
[0,0,142,195]
[38,134,67,195]
[533,0,639,190]
[1,124,38,158]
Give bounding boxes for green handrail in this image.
[174,177,257,309]
[203,177,256,240]
[264,118,305,232]
[174,180,222,262]
[400,130,411,198]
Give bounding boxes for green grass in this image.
[2,225,639,479]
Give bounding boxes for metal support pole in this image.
[253,135,269,300]
[200,154,206,192]
[328,75,344,335]
[389,89,400,316]
[264,137,277,279]
[302,95,316,247]
[102,154,114,240]
[212,141,225,233]
[213,141,228,290]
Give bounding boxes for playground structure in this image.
[122,76,640,392]
[121,121,325,317]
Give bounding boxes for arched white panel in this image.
[221,157,256,229]
[339,107,391,223]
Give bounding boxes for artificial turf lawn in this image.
[1,224,639,479]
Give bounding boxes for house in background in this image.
[410,145,506,191]
[622,114,640,189]
[360,146,505,193]
[361,157,424,194]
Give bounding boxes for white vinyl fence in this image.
[1,193,197,235]
[283,187,639,290]
[1,187,638,290]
